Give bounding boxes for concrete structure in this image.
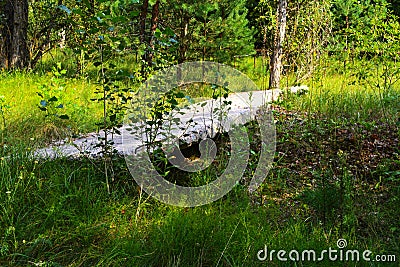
[35,90,284,158]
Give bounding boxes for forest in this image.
[0,0,399,266]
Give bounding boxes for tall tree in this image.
[146,0,160,67]
[269,0,287,89]
[0,0,29,69]
[162,0,254,64]
[139,0,161,77]
[139,0,149,44]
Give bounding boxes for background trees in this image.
[28,0,71,68]
[0,0,399,89]
[148,0,254,65]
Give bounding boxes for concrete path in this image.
[35,90,283,158]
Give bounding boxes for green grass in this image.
[1,144,398,266]
[0,71,101,145]
[286,73,400,123]
[0,52,399,266]
[0,48,142,145]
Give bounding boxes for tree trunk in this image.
[178,13,189,64]
[139,0,149,78]
[0,0,12,69]
[139,0,149,44]
[0,0,29,69]
[269,0,287,89]
[11,0,29,68]
[146,0,160,67]
[177,12,189,81]
[203,19,206,61]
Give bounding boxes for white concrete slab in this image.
[34,90,282,159]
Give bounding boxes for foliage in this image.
[331,0,400,55]
[162,0,255,63]
[59,1,138,193]
[36,63,70,121]
[252,0,333,82]
[27,0,69,68]
[285,0,332,81]
[59,1,136,135]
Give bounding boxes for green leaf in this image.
[72,8,84,16]
[58,5,72,15]
[164,27,175,36]
[155,28,162,38]
[48,96,58,102]
[109,114,117,122]
[40,100,47,107]
[175,92,185,98]
[82,0,91,9]
[185,95,194,104]
[130,11,140,17]
[59,115,69,120]
[169,99,178,106]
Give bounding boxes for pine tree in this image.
[162,0,254,64]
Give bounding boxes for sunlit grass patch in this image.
[0,70,102,143]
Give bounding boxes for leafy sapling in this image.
[36,63,70,121]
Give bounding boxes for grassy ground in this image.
[0,71,100,145]
[0,53,399,266]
